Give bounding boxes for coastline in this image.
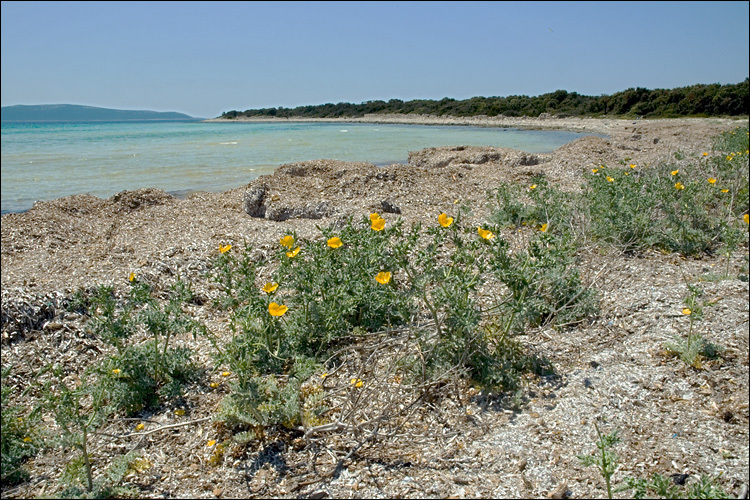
[202,113,744,136]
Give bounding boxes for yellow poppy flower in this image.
[369,212,380,221]
[671,170,679,176]
[529,184,537,190]
[438,213,453,227]
[268,302,288,317]
[23,437,32,443]
[675,182,685,190]
[135,423,145,431]
[350,378,364,388]
[591,168,598,173]
[371,216,385,231]
[477,227,495,240]
[682,308,691,315]
[630,164,636,169]
[262,282,279,293]
[221,371,231,377]
[721,189,729,193]
[112,369,121,375]
[174,409,186,416]
[540,223,548,232]
[375,271,391,284]
[744,214,749,224]
[280,235,295,248]
[128,272,136,282]
[702,152,708,156]
[708,178,716,184]
[210,382,219,388]
[606,176,614,182]
[219,244,231,254]
[207,440,216,447]
[327,237,343,248]
[286,246,300,258]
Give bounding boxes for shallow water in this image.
[1,120,597,214]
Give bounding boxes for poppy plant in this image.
[438,213,453,227]
[478,227,495,240]
[280,235,295,248]
[262,282,279,293]
[327,237,343,248]
[375,271,391,284]
[268,302,288,317]
[286,247,300,258]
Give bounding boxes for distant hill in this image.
[1,104,197,122]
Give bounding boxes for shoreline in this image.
[203,113,745,136]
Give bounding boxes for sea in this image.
[1,120,598,214]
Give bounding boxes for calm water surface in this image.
[1,120,598,214]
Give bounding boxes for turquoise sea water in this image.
[1,120,597,214]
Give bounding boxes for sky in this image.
[1,1,748,119]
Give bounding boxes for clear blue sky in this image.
[2,1,748,118]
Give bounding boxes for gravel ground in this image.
[1,116,748,499]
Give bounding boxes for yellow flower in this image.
[591,168,599,173]
[438,213,453,227]
[268,302,288,317]
[682,308,692,315]
[262,282,279,293]
[174,409,185,416]
[707,178,716,184]
[371,215,385,231]
[210,382,219,388]
[320,372,328,379]
[606,176,614,182]
[23,437,32,443]
[219,244,231,254]
[477,227,495,240]
[726,155,732,161]
[721,188,729,193]
[630,164,636,169]
[221,371,231,377]
[135,423,145,431]
[350,378,363,388]
[207,440,216,447]
[280,235,295,248]
[112,369,121,375]
[375,271,391,284]
[529,184,537,190]
[128,272,135,282]
[369,212,380,221]
[327,237,343,248]
[744,214,749,224]
[702,152,708,156]
[540,223,548,232]
[671,169,679,176]
[286,246,300,258]
[675,182,685,190]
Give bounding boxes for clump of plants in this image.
[209,207,594,437]
[1,366,42,486]
[583,125,748,256]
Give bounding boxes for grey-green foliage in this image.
[1,366,42,486]
[57,450,141,499]
[618,473,730,499]
[577,423,621,499]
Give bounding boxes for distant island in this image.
[1,104,197,122]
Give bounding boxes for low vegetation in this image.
[1,126,748,497]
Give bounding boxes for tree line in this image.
[221,79,748,120]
